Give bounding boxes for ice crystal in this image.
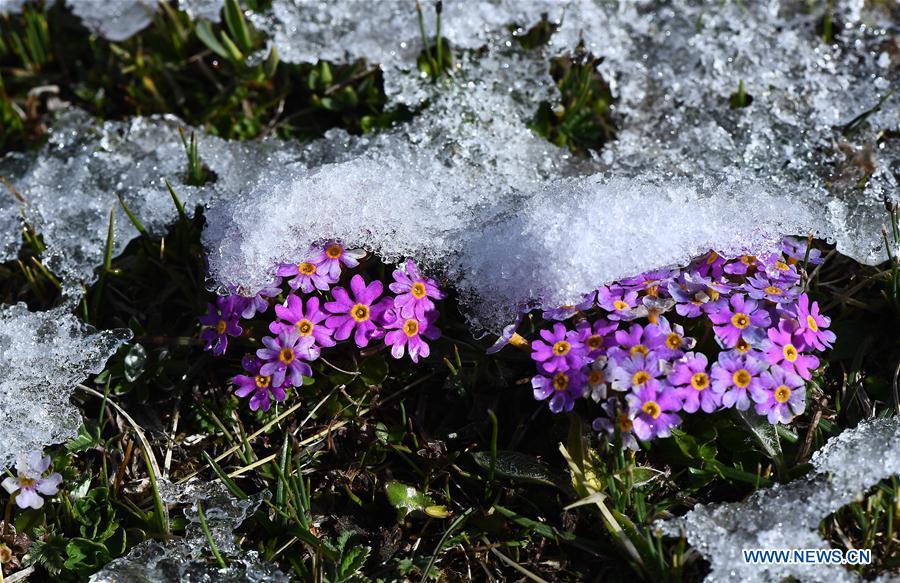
[659,416,900,583]
[90,479,289,583]
[0,303,130,470]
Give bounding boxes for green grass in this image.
[1,2,899,582]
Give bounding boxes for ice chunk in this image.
[0,109,295,297]
[659,416,900,583]
[178,0,224,23]
[64,0,156,41]
[90,479,289,583]
[0,302,130,470]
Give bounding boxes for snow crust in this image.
[659,416,900,583]
[90,479,289,582]
[0,303,130,470]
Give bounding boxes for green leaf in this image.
[67,422,102,452]
[223,0,253,53]
[736,409,783,462]
[384,481,435,519]
[64,538,112,577]
[336,544,370,582]
[195,20,230,59]
[29,535,68,577]
[471,450,558,486]
[123,343,148,382]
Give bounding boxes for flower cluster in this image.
[527,238,835,448]
[199,243,445,412]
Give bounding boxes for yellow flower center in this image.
[740,255,755,266]
[588,370,605,385]
[296,319,314,336]
[806,315,819,332]
[665,333,682,350]
[552,340,571,356]
[298,262,317,275]
[735,337,751,354]
[782,343,798,362]
[731,313,750,329]
[215,319,227,335]
[707,251,719,264]
[774,385,792,403]
[18,476,35,488]
[279,348,295,364]
[613,300,629,311]
[641,400,661,419]
[732,369,751,388]
[632,371,651,386]
[646,284,660,298]
[618,414,633,432]
[411,282,427,299]
[708,288,720,302]
[254,375,271,389]
[351,304,370,322]
[586,334,604,350]
[552,372,569,391]
[325,244,343,259]
[691,372,709,391]
[630,344,649,356]
[764,285,782,295]
[403,319,419,337]
[775,260,789,271]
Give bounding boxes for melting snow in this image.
[659,416,900,583]
[90,479,289,582]
[0,303,130,470]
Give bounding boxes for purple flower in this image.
[592,400,638,451]
[743,273,797,304]
[597,285,646,321]
[764,321,819,380]
[389,260,445,320]
[276,258,338,293]
[609,352,664,392]
[782,237,824,265]
[693,251,726,279]
[532,369,586,413]
[576,318,618,358]
[384,311,441,363]
[233,355,286,412]
[706,294,771,348]
[669,352,720,413]
[325,274,390,348]
[751,366,806,424]
[710,350,766,410]
[313,242,366,280]
[655,317,696,358]
[198,296,244,356]
[2,451,62,509]
[610,323,664,359]
[792,293,836,351]
[759,252,802,285]
[618,268,678,293]
[723,254,758,276]
[625,380,681,440]
[530,323,587,374]
[486,309,526,355]
[667,277,716,318]
[542,291,596,321]
[257,329,318,388]
[585,357,610,401]
[235,278,282,319]
[270,295,335,348]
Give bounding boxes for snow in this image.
[90,479,289,582]
[659,416,900,583]
[0,109,292,296]
[0,302,130,471]
[65,0,157,41]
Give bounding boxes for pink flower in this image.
[384,311,440,363]
[532,369,586,413]
[312,242,366,280]
[706,294,771,348]
[270,295,335,348]
[276,258,337,293]
[710,350,766,411]
[233,355,286,412]
[751,366,806,424]
[2,451,62,509]
[764,321,819,380]
[530,323,588,374]
[389,260,445,320]
[669,352,720,413]
[257,329,318,388]
[791,293,836,351]
[625,380,682,440]
[325,275,391,348]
